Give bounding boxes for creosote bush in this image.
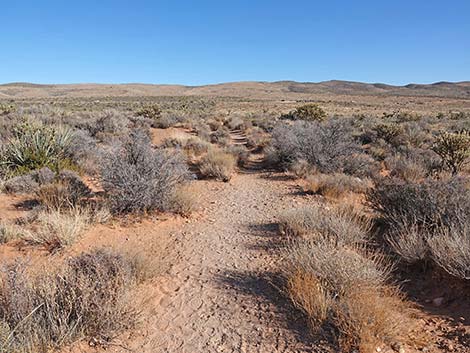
[282,103,327,122]
[0,248,141,352]
[101,130,192,214]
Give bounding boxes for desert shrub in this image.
[101,130,191,214]
[368,177,470,232]
[167,184,198,217]
[35,170,90,210]
[79,110,130,138]
[374,123,405,147]
[342,153,380,178]
[2,167,55,194]
[20,209,89,253]
[385,221,430,263]
[432,131,470,175]
[210,126,231,146]
[154,113,185,129]
[0,103,15,116]
[246,126,269,151]
[135,104,161,121]
[283,104,327,122]
[428,225,470,279]
[289,159,316,178]
[226,115,245,130]
[225,145,249,167]
[304,173,370,198]
[285,240,391,298]
[279,204,371,245]
[199,148,236,182]
[0,121,76,175]
[271,120,360,173]
[0,248,140,352]
[283,240,416,352]
[184,137,211,156]
[384,154,428,183]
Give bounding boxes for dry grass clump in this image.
[0,248,141,352]
[284,240,417,352]
[427,225,470,279]
[279,204,371,245]
[304,173,370,199]
[199,147,236,182]
[184,137,212,157]
[369,176,470,278]
[225,145,250,167]
[168,184,198,217]
[20,209,90,253]
[0,223,25,244]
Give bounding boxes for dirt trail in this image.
[105,133,324,353]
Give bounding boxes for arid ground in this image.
[1,81,470,353]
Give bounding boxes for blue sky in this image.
[1,0,469,85]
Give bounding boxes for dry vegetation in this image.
[0,87,469,352]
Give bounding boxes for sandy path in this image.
[116,170,322,353]
[100,136,328,352]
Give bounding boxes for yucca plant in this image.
[0,121,75,175]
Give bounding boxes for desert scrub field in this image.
[270,104,470,352]
[0,98,469,352]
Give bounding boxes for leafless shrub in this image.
[271,120,360,173]
[3,167,55,194]
[368,177,470,232]
[199,148,236,182]
[0,248,140,352]
[101,130,192,214]
[279,204,371,245]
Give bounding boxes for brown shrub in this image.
[199,148,236,182]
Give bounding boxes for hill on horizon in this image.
[1,80,470,100]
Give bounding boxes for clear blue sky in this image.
[1,0,469,85]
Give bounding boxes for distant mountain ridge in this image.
[1,80,469,99]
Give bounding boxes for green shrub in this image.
[0,122,75,175]
[432,131,470,175]
[287,104,327,122]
